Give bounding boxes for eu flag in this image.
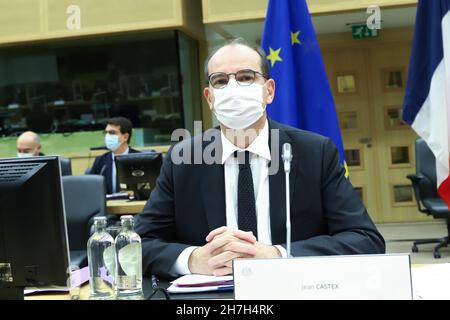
[261,0,347,174]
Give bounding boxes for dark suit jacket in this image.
[90,147,140,194]
[134,119,385,278]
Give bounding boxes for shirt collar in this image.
[112,147,129,160]
[220,119,271,164]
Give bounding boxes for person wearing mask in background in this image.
[89,117,139,195]
[16,131,44,157]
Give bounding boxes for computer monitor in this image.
[115,152,163,201]
[0,156,70,299]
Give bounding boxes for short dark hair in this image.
[106,117,133,144]
[204,38,270,84]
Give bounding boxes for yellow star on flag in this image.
[291,31,301,45]
[266,47,283,67]
[344,161,349,178]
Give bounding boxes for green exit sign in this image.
[352,25,378,39]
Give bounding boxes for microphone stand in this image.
[282,143,293,258]
[285,167,291,258]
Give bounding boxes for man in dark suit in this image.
[135,38,385,279]
[89,117,139,194]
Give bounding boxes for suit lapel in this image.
[268,120,297,245]
[200,129,226,231]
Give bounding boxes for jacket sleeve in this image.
[134,149,189,279]
[287,138,386,256]
[89,156,101,174]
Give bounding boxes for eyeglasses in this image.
[207,69,266,89]
[104,130,120,135]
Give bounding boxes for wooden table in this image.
[25,285,90,300]
[106,200,146,215]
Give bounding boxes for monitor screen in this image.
[0,156,70,299]
[115,152,163,201]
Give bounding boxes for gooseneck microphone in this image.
[89,146,108,150]
[282,143,293,258]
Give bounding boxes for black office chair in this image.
[407,138,450,258]
[62,175,106,267]
[60,157,72,176]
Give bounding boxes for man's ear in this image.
[204,87,214,110]
[122,132,130,144]
[265,79,276,105]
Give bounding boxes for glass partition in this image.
[0,30,201,156]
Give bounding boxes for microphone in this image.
[90,146,108,150]
[282,143,293,258]
[282,143,293,173]
[100,164,106,176]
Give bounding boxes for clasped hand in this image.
[188,226,281,276]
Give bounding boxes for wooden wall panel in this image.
[202,0,417,23]
[0,0,204,45]
[0,0,42,37]
[46,0,178,31]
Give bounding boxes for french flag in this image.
[403,0,450,208]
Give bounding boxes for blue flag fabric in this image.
[261,0,346,170]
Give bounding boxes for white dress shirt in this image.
[111,147,129,194]
[170,119,286,276]
[221,120,272,245]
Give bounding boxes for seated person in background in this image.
[16,131,44,157]
[89,117,139,195]
[134,39,385,279]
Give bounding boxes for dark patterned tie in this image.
[236,151,258,238]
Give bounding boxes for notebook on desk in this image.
[167,275,234,294]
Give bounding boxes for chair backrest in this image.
[60,157,72,176]
[416,138,438,199]
[62,175,106,251]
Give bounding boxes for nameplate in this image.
[233,254,412,300]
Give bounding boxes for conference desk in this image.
[24,263,444,300]
[25,277,233,300]
[106,200,146,215]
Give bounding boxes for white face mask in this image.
[212,80,265,130]
[17,152,35,158]
[105,133,121,152]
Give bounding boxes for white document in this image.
[233,254,412,300]
[24,286,70,295]
[167,284,233,294]
[171,274,232,286]
[167,274,233,294]
[411,263,450,300]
